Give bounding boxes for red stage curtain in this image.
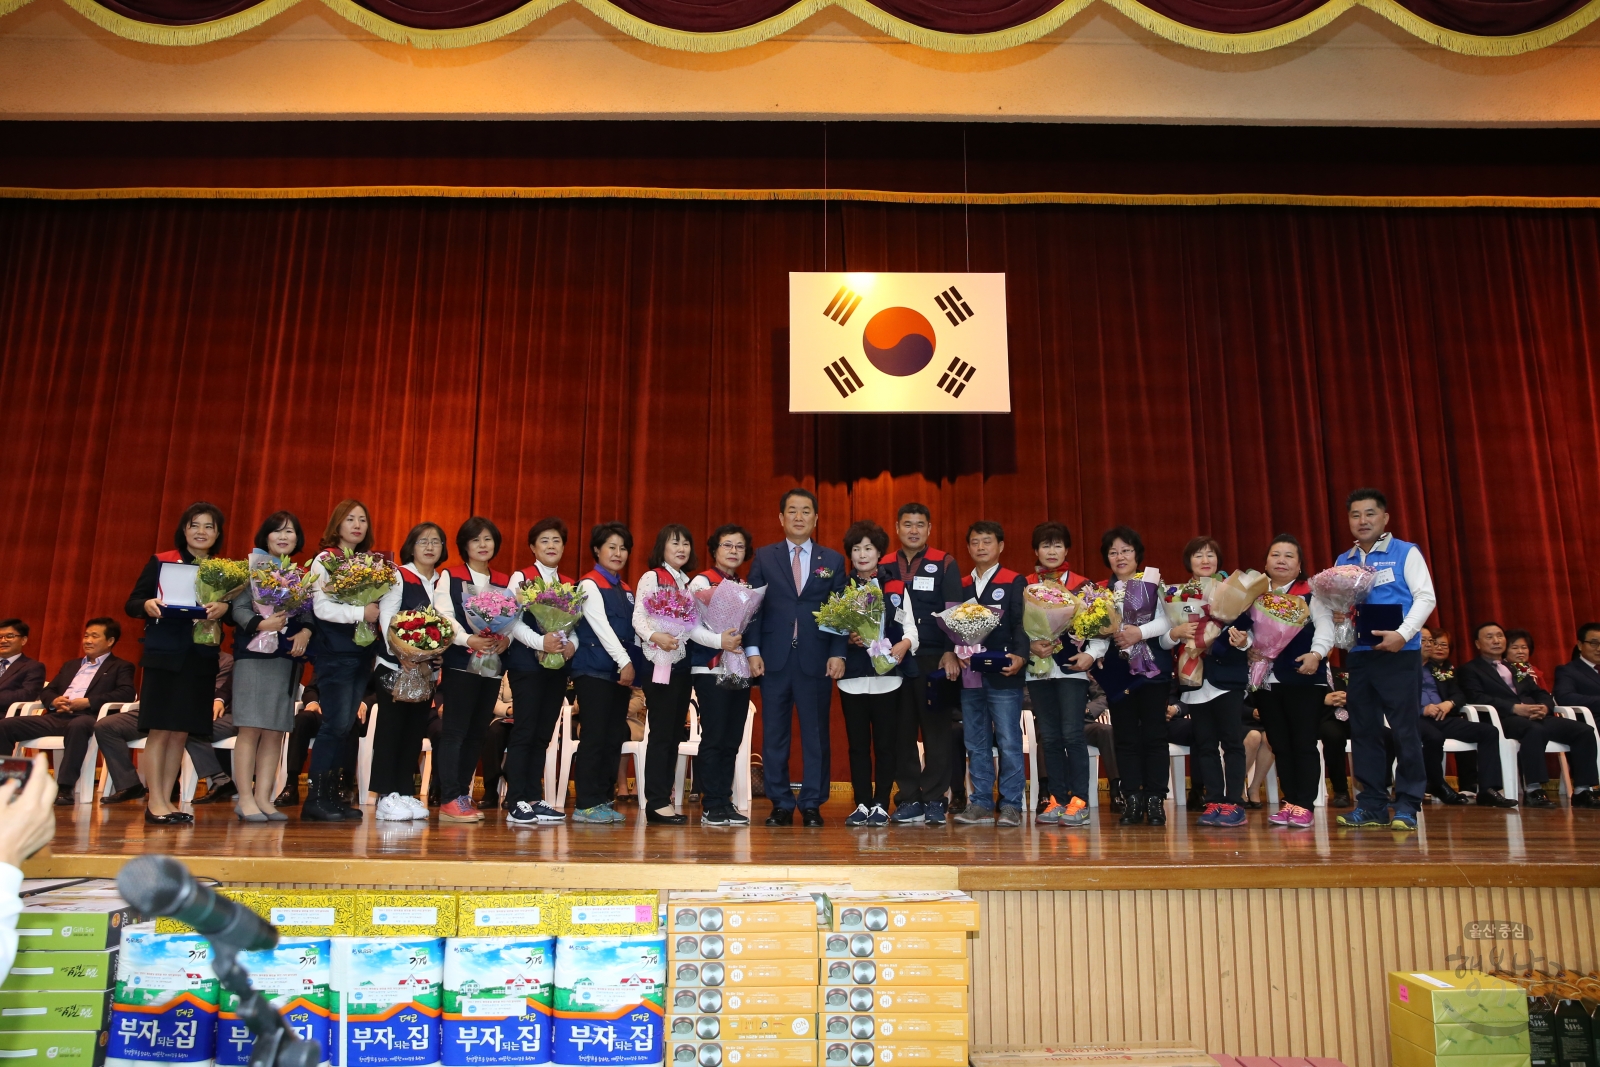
[3,199,1597,778]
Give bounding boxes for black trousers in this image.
[478,716,514,801]
[369,689,432,797]
[437,668,501,801]
[641,671,693,811]
[1109,684,1170,798]
[1255,684,1326,808]
[692,675,748,812]
[1347,649,1426,815]
[1501,713,1599,789]
[572,675,632,810]
[0,711,96,790]
[504,667,570,807]
[1188,690,1247,805]
[893,656,956,806]
[840,687,899,807]
[1419,714,1505,792]
[284,708,360,783]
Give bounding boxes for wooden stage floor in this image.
[28,795,1600,891]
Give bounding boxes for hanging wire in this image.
[963,125,971,272]
[823,123,829,270]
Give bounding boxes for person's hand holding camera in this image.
[0,754,57,869]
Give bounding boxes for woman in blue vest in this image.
[837,520,916,827]
[1077,526,1174,827]
[570,522,644,823]
[305,499,383,822]
[1163,536,1252,828]
[431,517,512,824]
[125,502,233,826]
[687,524,755,827]
[370,522,447,822]
[229,511,314,823]
[632,524,701,826]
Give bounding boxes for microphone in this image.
[117,855,278,954]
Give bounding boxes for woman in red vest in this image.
[633,524,700,825]
[687,525,755,826]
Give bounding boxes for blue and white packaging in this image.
[108,926,220,1067]
[329,937,444,1067]
[217,937,332,1067]
[443,937,555,1066]
[552,937,666,1067]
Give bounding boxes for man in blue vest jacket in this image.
[1322,488,1436,831]
[745,488,848,826]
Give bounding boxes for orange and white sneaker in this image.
[1036,799,1067,824]
[1059,797,1091,826]
[440,795,483,822]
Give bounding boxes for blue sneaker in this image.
[1337,807,1388,828]
[844,804,872,827]
[1390,813,1417,831]
[573,804,614,823]
[1195,803,1222,827]
[890,802,925,824]
[923,800,947,826]
[1214,804,1247,827]
[867,804,889,826]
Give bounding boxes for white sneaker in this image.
[401,795,430,820]
[376,793,413,821]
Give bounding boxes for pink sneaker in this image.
[1268,803,1293,826]
[440,796,483,822]
[1287,804,1315,828]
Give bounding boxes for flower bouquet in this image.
[1246,591,1311,689]
[515,577,586,669]
[933,601,1001,687]
[1022,581,1078,677]
[815,580,897,675]
[694,578,766,689]
[320,550,398,647]
[193,557,250,646]
[387,607,455,701]
[1112,568,1163,679]
[1161,576,1216,687]
[463,588,520,677]
[641,586,700,683]
[244,551,314,654]
[1308,564,1378,650]
[1070,586,1122,644]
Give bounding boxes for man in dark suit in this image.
[0,618,46,712]
[0,618,136,804]
[1458,621,1599,808]
[1554,621,1600,712]
[744,487,847,826]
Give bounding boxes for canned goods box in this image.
[669,1016,816,1042]
[3,949,117,991]
[668,988,820,1016]
[821,989,968,1015]
[818,935,966,961]
[829,896,978,935]
[0,1030,109,1067]
[671,935,817,961]
[817,1041,967,1066]
[669,897,817,934]
[672,1040,818,1067]
[670,960,817,988]
[819,1017,967,1042]
[822,961,968,988]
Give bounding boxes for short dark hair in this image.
[648,524,700,573]
[1431,628,1453,646]
[253,511,305,556]
[707,525,752,562]
[1473,620,1504,641]
[779,487,818,514]
[843,520,889,557]
[175,502,225,555]
[1031,522,1071,552]
[528,517,568,547]
[0,619,29,638]
[1505,629,1534,653]
[1100,526,1145,569]
[399,522,449,566]
[456,517,503,560]
[320,499,373,552]
[1181,536,1223,574]
[967,521,1005,543]
[1577,621,1600,645]
[1347,487,1388,511]
[590,522,634,561]
[1266,533,1304,577]
[85,617,120,643]
[896,503,932,523]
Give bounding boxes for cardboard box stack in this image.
[1477,968,1600,1067]
[0,879,136,1067]
[1388,971,1531,1067]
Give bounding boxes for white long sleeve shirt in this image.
[509,561,580,655]
[433,566,498,649]
[578,572,636,671]
[1086,568,1169,663]
[374,563,435,671]
[838,575,919,695]
[685,571,741,677]
[310,552,368,626]
[1309,533,1437,647]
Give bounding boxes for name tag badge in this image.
[1373,568,1396,587]
[912,576,936,592]
[991,589,1004,601]
[924,563,938,573]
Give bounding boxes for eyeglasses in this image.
[414,539,443,547]
[0,634,20,642]
[1582,638,1600,648]
[717,542,745,551]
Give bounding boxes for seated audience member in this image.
[1322,667,1396,806]
[0,620,45,711]
[478,677,515,810]
[1458,621,1599,808]
[1504,630,1547,691]
[1424,627,1476,791]
[0,619,134,805]
[1165,701,1204,809]
[0,754,59,978]
[1554,622,1600,711]
[1083,678,1120,811]
[275,677,364,805]
[97,652,237,804]
[1241,699,1273,810]
[1417,627,1516,807]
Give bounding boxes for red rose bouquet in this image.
[387,607,455,701]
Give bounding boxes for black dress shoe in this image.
[646,809,688,825]
[1571,789,1600,808]
[1330,793,1352,808]
[1523,789,1555,808]
[274,783,300,806]
[105,784,147,804]
[947,796,968,815]
[55,793,77,807]
[1145,795,1168,826]
[195,780,238,804]
[1477,789,1519,808]
[1432,782,1470,805]
[1242,798,1264,810]
[1118,792,1145,825]
[765,807,794,826]
[144,808,190,825]
[480,794,501,811]
[800,808,824,827]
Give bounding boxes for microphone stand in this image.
[209,942,322,1067]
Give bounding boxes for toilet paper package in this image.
[107,927,220,1067]
[552,936,666,1067]
[216,937,332,1067]
[442,937,555,1066]
[329,937,444,1067]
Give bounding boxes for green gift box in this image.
[0,990,114,1032]
[1390,972,1530,1025]
[1392,1002,1531,1057]
[0,1030,108,1067]
[17,897,141,950]
[2,950,117,991]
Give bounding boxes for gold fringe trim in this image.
[57,0,300,44]
[7,185,1600,208]
[26,0,1600,53]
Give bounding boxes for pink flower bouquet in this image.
[694,579,766,689]
[1247,592,1311,689]
[642,586,700,683]
[1308,564,1379,650]
[463,587,520,676]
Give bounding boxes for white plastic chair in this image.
[672,698,758,813]
[554,702,578,803]
[3,702,22,718]
[1167,743,1192,808]
[1555,705,1600,789]
[669,700,703,813]
[1086,743,1101,809]
[1465,703,1543,798]
[621,721,648,803]
[18,701,122,805]
[97,702,200,802]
